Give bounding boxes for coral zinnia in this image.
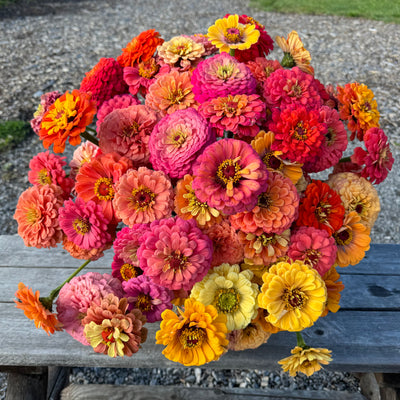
[39,89,96,153]
[113,167,174,226]
[207,14,260,54]
[98,104,158,166]
[258,260,327,331]
[117,29,164,67]
[137,216,213,291]
[123,58,160,96]
[62,236,111,261]
[191,263,259,331]
[351,127,394,184]
[79,58,128,109]
[297,180,345,236]
[149,108,214,179]
[15,282,63,335]
[13,184,64,249]
[156,298,228,366]
[279,346,332,376]
[321,266,344,317]
[246,58,282,96]
[192,139,268,215]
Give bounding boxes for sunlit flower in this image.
[15,282,63,335]
[191,263,259,331]
[321,266,344,317]
[69,141,102,176]
[31,91,61,134]
[39,89,96,153]
[258,260,327,331]
[156,298,228,366]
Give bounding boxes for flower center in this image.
[315,201,331,223]
[216,158,242,187]
[361,101,371,112]
[123,121,140,137]
[257,193,273,209]
[167,88,185,105]
[138,59,159,79]
[26,207,39,225]
[292,122,308,141]
[216,63,235,80]
[120,263,142,281]
[131,187,156,210]
[334,229,353,246]
[283,288,307,310]
[166,127,187,147]
[163,251,188,272]
[262,152,283,170]
[224,27,243,44]
[44,94,78,134]
[214,288,240,313]
[94,177,115,201]
[73,218,90,235]
[101,327,116,345]
[179,326,206,349]
[284,79,303,98]
[136,293,153,312]
[325,127,336,146]
[38,169,52,185]
[303,249,321,267]
[170,39,192,56]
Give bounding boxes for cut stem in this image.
[296,332,307,348]
[81,129,99,146]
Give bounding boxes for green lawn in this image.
[251,0,400,24]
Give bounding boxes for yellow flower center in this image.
[216,63,235,80]
[334,229,353,246]
[38,169,52,185]
[216,158,242,188]
[262,152,283,170]
[43,93,78,135]
[303,249,321,267]
[315,201,331,223]
[166,127,187,147]
[120,263,142,281]
[131,187,155,210]
[215,288,240,313]
[283,288,307,310]
[101,327,116,345]
[94,177,115,201]
[292,122,308,141]
[169,38,193,56]
[224,27,244,44]
[179,326,206,349]
[167,88,185,105]
[123,121,140,137]
[138,60,159,79]
[136,293,153,312]
[162,251,188,273]
[26,207,39,225]
[73,218,90,235]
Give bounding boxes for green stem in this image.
[86,126,97,134]
[296,332,307,348]
[81,129,99,146]
[229,48,236,57]
[339,156,351,163]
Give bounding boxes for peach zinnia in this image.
[39,89,96,153]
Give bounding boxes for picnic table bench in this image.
[0,235,399,400]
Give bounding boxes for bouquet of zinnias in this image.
[14,14,393,376]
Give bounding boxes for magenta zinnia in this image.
[192,139,268,215]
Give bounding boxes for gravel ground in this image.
[0,0,399,397]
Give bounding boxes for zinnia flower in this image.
[297,180,345,236]
[79,58,128,108]
[258,260,327,331]
[111,254,143,282]
[117,29,164,67]
[122,275,173,322]
[15,282,63,335]
[149,108,214,179]
[145,70,197,116]
[191,53,257,103]
[333,211,371,267]
[321,266,344,317]
[83,294,147,357]
[62,236,111,261]
[275,31,314,75]
[246,58,282,96]
[228,321,271,351]
[69,141,102,176]
[113,167,174,226]
[13,184,64,249]
[190,263,259,331]
[123,58,161,96]
[279,346,332,376]
[137,216,213,291]
[327,172,380,230]
[39,89,96,153]
[174,174,222,228]
[351,127,394,184]
[199,93,265,138]
[98,104,158,166]
[192,139,268,215]
[288,226,337,276]
[230,170,299,234]
[156,298,228,366]
[31,91,62,134]
[207,14,260,54]
[58,197,111,249]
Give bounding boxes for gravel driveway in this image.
[0,0,399,396]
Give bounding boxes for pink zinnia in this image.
[79,58,128,108]
[149,108,214,179]
[113,167,174,226]
[122,275,173,322]
[96,94,140,132]
[56,272,124,345]
[137,216,213,291]
[199,94,265,138]
[123,58,161,96]
[191,53,257,104]
[111,254,144,282]
[192,139,268,215]
[13,184,64,249]
[98,104,158,166]
[28,151,74,198]
[303,106,348,173]
[264,67,323,110]
[269,105,326,164]
[288,226,337,276]
[230,171,299,234]
[58,197,111,250]
[351,127,394,184]
[30,91,62,134]
[69,141,102,177]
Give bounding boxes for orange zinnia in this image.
[117,29,164,67]
[15,283,63,335]
[321,266,345,317]
[39,89,96,153]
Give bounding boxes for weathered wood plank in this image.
[60,384,367,400]
[1,304,399,372]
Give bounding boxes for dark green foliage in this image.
[0,120,32,152]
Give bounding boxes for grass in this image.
[250,0,400,24]
[0,120,32,152]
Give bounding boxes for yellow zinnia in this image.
[258,261,327,332]
[279,346,332,377]
[207,14,260,54]
[156,298,228,367]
